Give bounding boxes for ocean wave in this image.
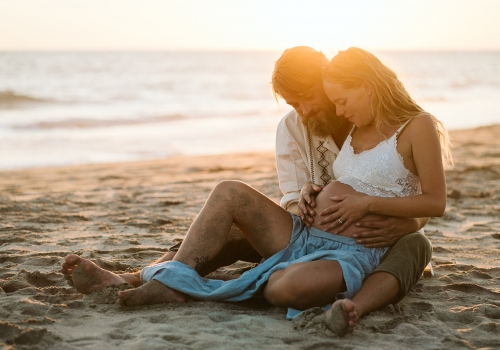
[12,114,187,129]
[0,90,50,107]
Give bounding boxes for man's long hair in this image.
[323,47,453,168]
[271,46,328,99]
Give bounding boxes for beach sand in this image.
[1,125,500,350]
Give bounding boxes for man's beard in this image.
[300,110,339,138]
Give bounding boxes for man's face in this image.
[279,82,338,137]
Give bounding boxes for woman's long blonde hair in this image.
[323,47,453,168]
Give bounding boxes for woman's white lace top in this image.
[333,121,422,198]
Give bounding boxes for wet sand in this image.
[1,126,500,349]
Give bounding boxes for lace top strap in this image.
[395,118,413,140]
[395,112,431,140]
[348,125,357,136]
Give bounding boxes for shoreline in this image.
[2,123,500,174]
[1,126,500,349]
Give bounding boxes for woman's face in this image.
[322,81,373,128]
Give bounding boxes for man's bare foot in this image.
[61,254,130,294]
[324,299,359,336]
[117,280,186,306]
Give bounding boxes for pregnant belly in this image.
[310,181,386,238]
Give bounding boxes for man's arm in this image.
[275,113,311,210]
[285,201,300,216]
[352,217,429,248]
[275,114,327,226]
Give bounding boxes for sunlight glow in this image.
[0,0,499,51]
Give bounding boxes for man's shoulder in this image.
[280,109,300,124]
[278,110,304,132]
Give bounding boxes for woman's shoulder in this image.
[404,113,440,140]
[407,112,435,129]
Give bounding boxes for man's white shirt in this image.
[275,110,340,209]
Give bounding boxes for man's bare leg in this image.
[117,224,261,285]
[63,225,258,292]
[117,180,294,306]
[174,181,293,265]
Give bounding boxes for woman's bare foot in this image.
[117,272,143,287]
[324,299,359,336]
[61,254,130,294]
[117,280,186,306]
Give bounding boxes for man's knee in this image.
[212,180,257,206]
[213,180,248,194]
[395,232,432,268]
[375,232,432,300]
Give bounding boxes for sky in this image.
[0,0,499,52]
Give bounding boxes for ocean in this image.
[1,51,499,170]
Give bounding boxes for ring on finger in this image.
[338,219,343,224]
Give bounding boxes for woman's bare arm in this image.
[319,115,447,231]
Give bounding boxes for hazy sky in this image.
[1,0,499,51]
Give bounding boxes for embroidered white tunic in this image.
[275,110,339,209]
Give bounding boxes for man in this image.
[61,46,431,335]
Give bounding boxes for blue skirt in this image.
[141,214,387,319]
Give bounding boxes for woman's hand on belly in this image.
[319,194,372,233]
[311,181,385,236]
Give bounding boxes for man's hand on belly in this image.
[297,182,324,227]
[351,217,421,248]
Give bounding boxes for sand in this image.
[1,125,500,350]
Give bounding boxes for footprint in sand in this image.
[1,270,61,293]
[482,304,500,319]
[148,314,170,324]
[19,299,51,317]
[0,321,60,347]
[403,301,435,317]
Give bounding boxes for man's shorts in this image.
[373,231,432,301]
